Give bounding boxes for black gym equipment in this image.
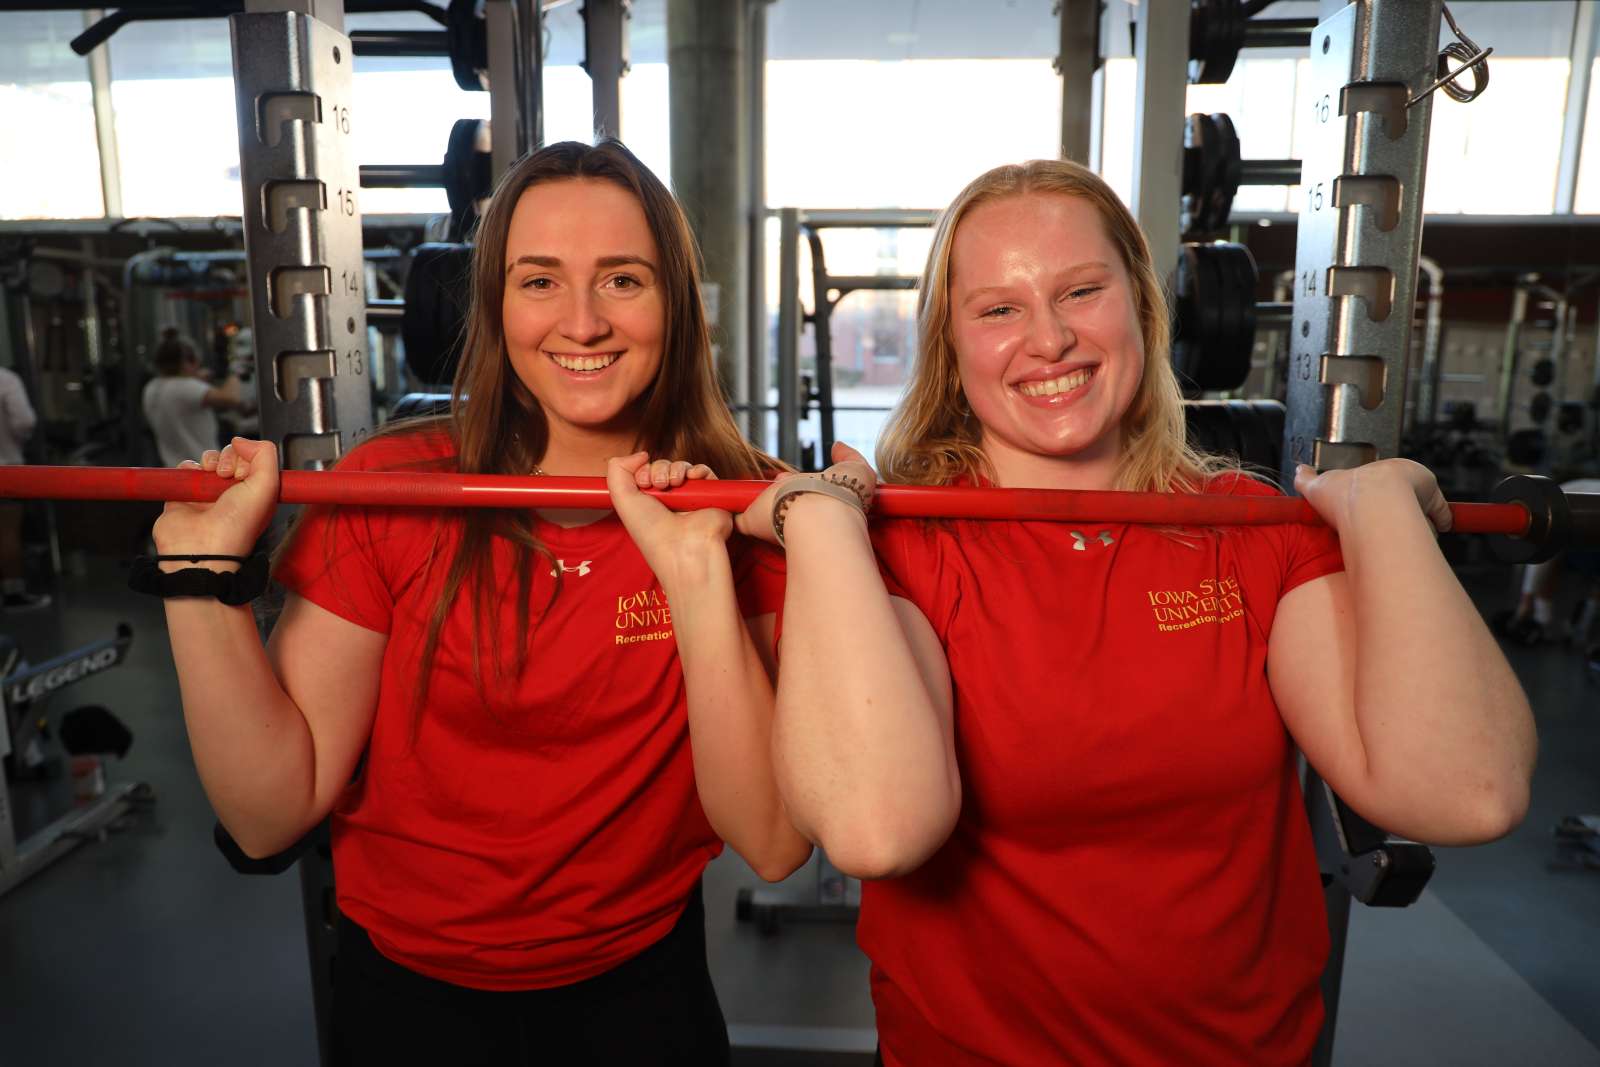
[390,392,453,419]
[1487,474,1600,566]
[69,0,452,57]
[397,242,474,387]
[1529,391,1553,426]
[1551,815,1600,872]
[1504,428,1548,469]
[1181,113,1302,237]
[1184,398,1286,474]
[1187,0,1315,85]
[58,704,134,760]
[1306,771,1435,906]
[1170,241,1292,395]
[445,0,490,91]
[0,624,152,897]
[347,0,488,92]
[735,854,860,938]
[1557,401,1586,437]
[360,118,492,242]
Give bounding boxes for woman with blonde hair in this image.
[140,139,809,1065]
[736,158,1536,1065]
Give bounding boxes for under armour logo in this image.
[1069,530,1114,551]
[551,559,593,577]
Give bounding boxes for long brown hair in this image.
[877,159,1228,493]
[391,140,776,717]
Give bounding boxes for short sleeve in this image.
[1209,471,1344,598]
[730,536,786,619]
[271,431,451,634]
[273,500,395,634]
[871,523,916,602]
[869,518,961,642]
[1280,517,1344,597]
[180,378,212,410]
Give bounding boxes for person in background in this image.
[141,328,246,468]
[217,325,260,441]
[0,363,47,611]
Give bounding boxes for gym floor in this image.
[1,556,1597,1066]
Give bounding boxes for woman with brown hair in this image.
[737,158,1537,1066]
[144,140,809,1065]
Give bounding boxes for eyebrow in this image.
[959,261,1114,302]
[505,253,657,275]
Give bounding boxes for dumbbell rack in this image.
[1497,276,1573,467]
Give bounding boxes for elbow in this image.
[229,824,305,863]
[1405,776,1532,847]
[820,840,923,882]
[819,831,937,881]
[816,800,960,881]
[221,808,320,863]
[237,835,289,861]
[749,839,814,884]
[727,815,815,883]
[1449,728,1537,844]
[1462,779,1531,844]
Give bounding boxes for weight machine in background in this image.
[0,625,150,899]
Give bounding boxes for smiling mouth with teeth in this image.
[1018,366,1094,398]
[549,351,620,373]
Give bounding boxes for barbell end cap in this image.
[1488,474,1569,565]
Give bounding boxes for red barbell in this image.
[0,464,1534,536]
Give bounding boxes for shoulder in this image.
[336,426,456,473]
[1199,469,1281,498]
[869,516,946,559]
[870,518,960,597]
[0,367,20,389]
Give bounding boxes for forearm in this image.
[1340,478,1536,839]
[665,545,811,882]
[163,597,321,856]
[774,499,959,878]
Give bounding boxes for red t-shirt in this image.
[863,473,1343,1067]
[274,429,784,991]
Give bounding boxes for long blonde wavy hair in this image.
[877,159,1227,493]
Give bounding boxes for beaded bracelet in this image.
[770,474,872,548]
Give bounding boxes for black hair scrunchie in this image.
[128,554,269,606]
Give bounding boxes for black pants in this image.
[332,886,730,1067]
